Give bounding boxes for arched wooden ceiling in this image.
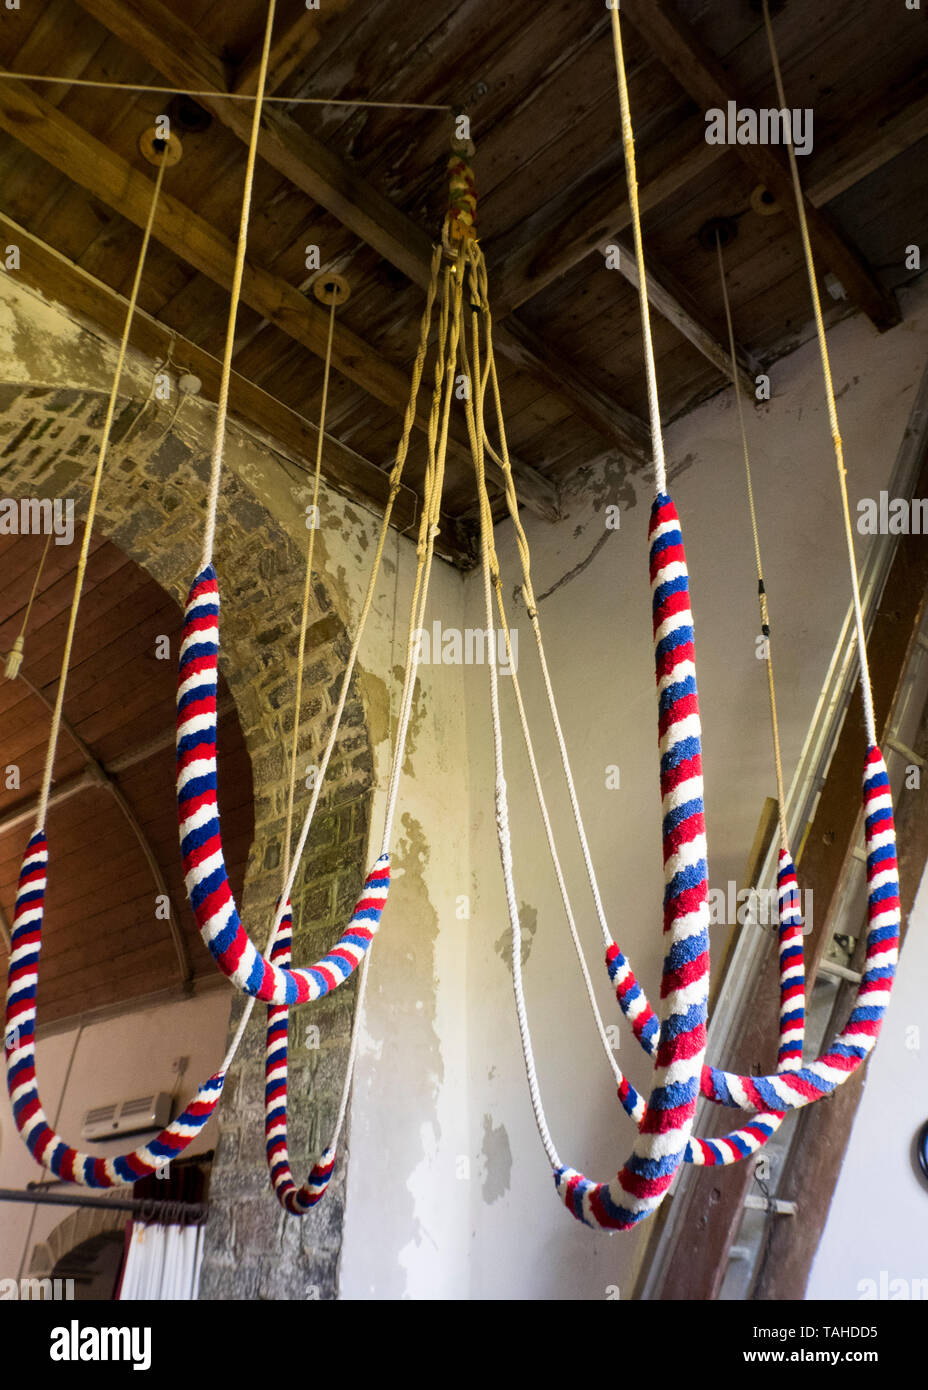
[0,530,254,1027]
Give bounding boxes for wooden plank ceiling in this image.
[0,0,926,556]
[0,534,253,1025]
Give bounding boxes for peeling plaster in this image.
[494,901,537,969]
[349,810,444,1296]
[0,276,117,391]
[358,668,392,749]
[0,275,382,1301]
[392,664,426,777]
[480,1114,512,1205]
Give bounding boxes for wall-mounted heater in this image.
[81,1093,172,1142]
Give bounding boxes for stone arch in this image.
[29,1203,128,1300]
[0,380,378,1299]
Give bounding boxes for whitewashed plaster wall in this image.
[2,267,927,1301]
[461,278,928,1300]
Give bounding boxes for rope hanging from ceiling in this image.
[458,0,900,1230]
[262,239,454,1212]
[1,155,239,1186]
[3,0,444,1194]
[3,0,903,1230]
[2,0,290,1189]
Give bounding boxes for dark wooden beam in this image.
[645,442,928,1301]
[232,0,356,98]
[76,0,230,92]
[493,317,650,461]
[487,130,755,401]
[0,214,476,568]
[0,76,545,530]
[489,137,725,316]
[804,86,928,209]
[14,672,193,986]
[0,697,236,840]
[619,0,900,331]
[71,0,629,493]
[495,76,928,319]
[611,238,756,397]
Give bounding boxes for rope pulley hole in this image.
[751,183,782,217]
[312,273,351,307]
[138,126,183,167]
[697,216,738,253]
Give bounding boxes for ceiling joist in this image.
[73,0,650,473]
[0,0,920,533]
[619,0,901,332]
[232,0,356,98]
[0,75,557,527]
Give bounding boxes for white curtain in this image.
[118,1221,205,1300]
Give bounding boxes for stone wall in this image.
[0,379,376,1299]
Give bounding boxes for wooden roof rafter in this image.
[72,0,652,473]
[0,0,922,537]
[618,0,901,332]
[0,76,560,527]
[232,0,357,100]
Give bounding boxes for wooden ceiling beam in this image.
[493,318,650,459]
[487,132,755,400]
[496,77,928,316]
[0,698,238,840]
[232,0,357,98]
[74,0,433,284]
[0,214,476,568]
[0,77,549,532]
[611,238,756,397]
[72,0,640,484]
[489,138,725,317]
[76,0,230,93]
[619,0,900,331]
[15,671,193,987]
[804,86,928,209]
[490,85,928,402]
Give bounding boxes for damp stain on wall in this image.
[480,1114,512,1205]
[392,665,426,777]
[494,901,537,969]
[358,667,392,749]
[534,452,638,605]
